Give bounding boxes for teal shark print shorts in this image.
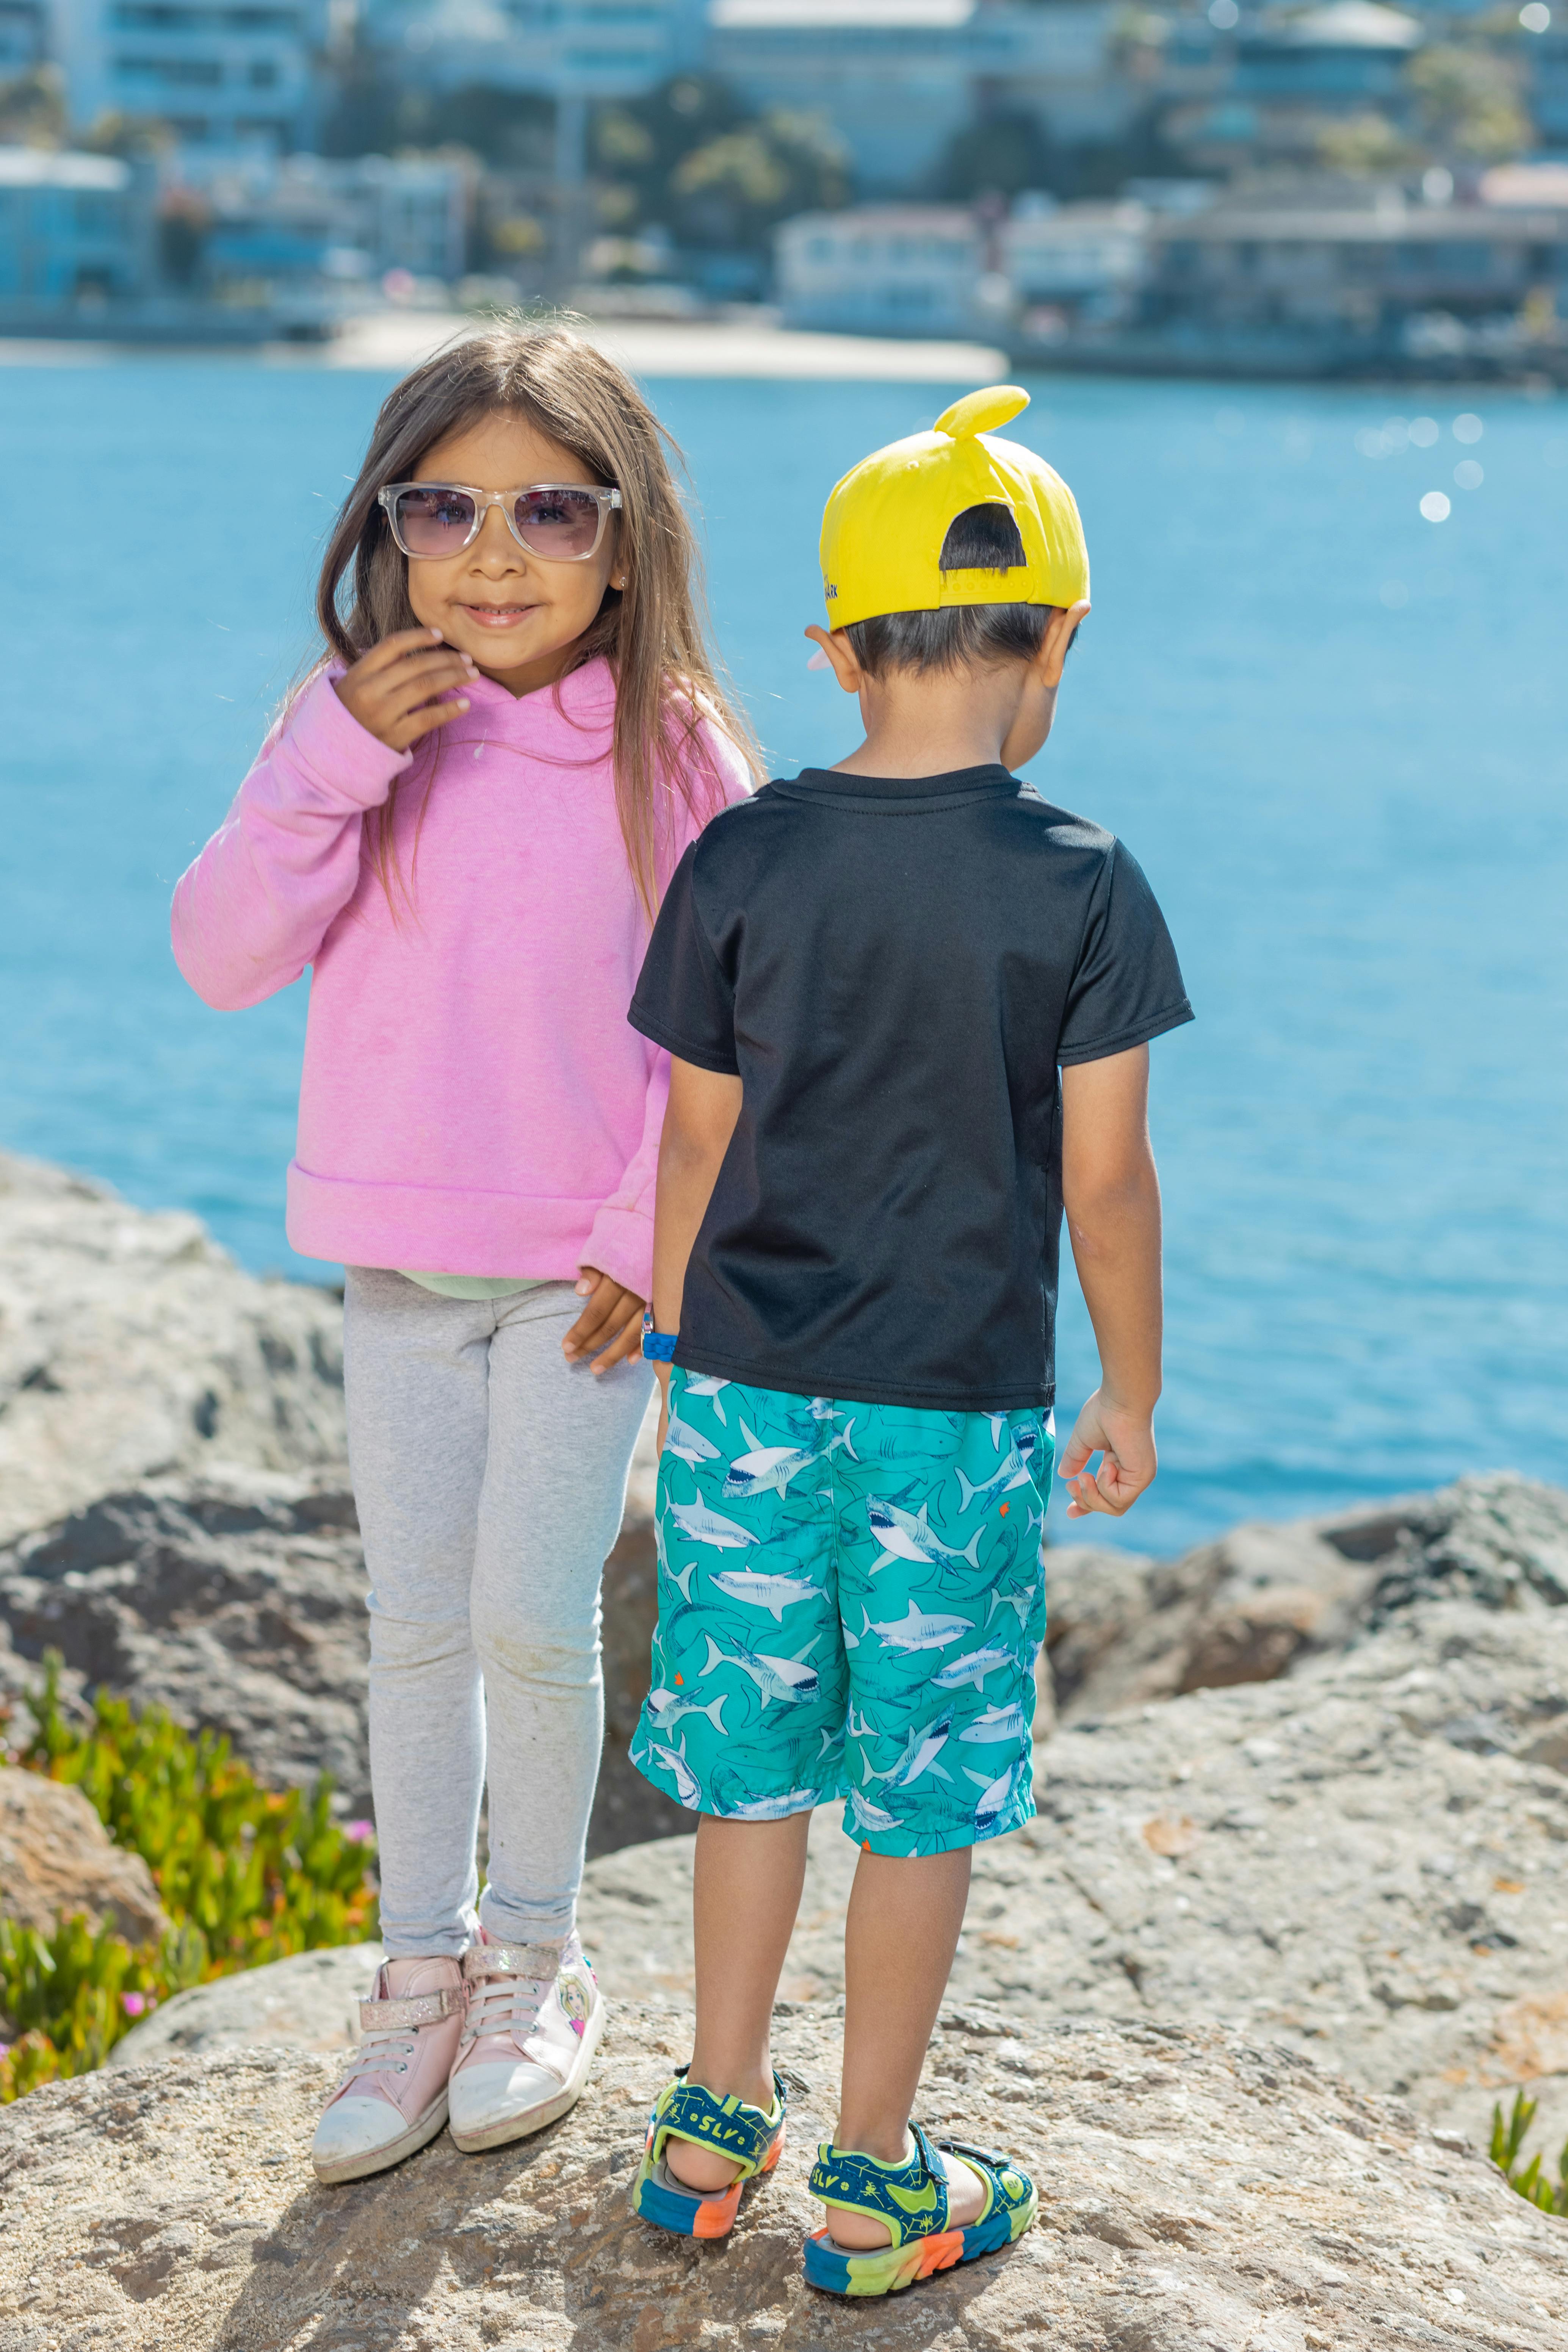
[629,1372,1053,1858]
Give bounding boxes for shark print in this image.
[955,1422,1041,1515]
[645,1686,728,1736]
[931,1642,1018,1694]
[965,1755,1028,1832]
[667,1498,758,1551]
[958,1699,1028,1745]
[711,1566,819,1620]
[866,1495,984,1575]
[663,1412,721,1467]
[846,1785,904,1837]
[633,1368,1053,1858]
[682,1375,732,1423]
[722,1786,822,1821]
[860,1600,972,1655]
[721,1416,857,1502]
[703,1632,821,1709]
[647,1734,703,1810]
[866,1707,956,1790]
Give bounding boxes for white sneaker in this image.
[311,1955,467,2185]
[446,1929,605,2153]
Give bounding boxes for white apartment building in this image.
[707,0,1122,195]
[51,0,325,155]
[775,203,1002,336]
[360,0,706,98]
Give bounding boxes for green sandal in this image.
[632,2066,787,2240]
[805,2121,1037,2298]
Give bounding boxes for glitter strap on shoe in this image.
[804,2122,1037,2299]
[460,1938,561,2049]
[357,1986,465,2033]
[632,2067,788,2240]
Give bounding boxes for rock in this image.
[108,1943,385,2067]
[0,1473,374,1815]
[0,1152,346,1547]
[0,1765,168,1946]
[3,2012,1564,2350]
[580,1598,1568,2163]
[1045,1472,1568,1723]
[0,1405,681,1853]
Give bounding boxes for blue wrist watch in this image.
[641,1309,678,1363]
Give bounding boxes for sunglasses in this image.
[377,481,622,563]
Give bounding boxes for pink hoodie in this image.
[171,657,747,1298]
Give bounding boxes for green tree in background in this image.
[940,108,1061,201]
[0,65,66,147]
[1408,42,1530,162]
[593,75,850,252]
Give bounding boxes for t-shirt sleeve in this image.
[1056,839,1194,1066]
[629,841,739,1074]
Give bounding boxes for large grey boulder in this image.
[3,2009,1563,2350]
[0,1473,374,1812]
[1045,1470,1568,1722]
[580,1597,1568,2160]
[0,1152,346,1546]
[0,1412,681,1853]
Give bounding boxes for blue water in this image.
[2,358,1565,1553]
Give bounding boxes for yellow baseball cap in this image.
[819,385,1089,632]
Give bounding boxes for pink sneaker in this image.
[447,1929,605,2153]
[311,1955,467,2185]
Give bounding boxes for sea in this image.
[2,355,1565,1555]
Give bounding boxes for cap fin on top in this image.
[934,385,1030,440]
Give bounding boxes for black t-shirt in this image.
[630,764,1192,1413]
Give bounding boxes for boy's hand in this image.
[563,1268,644,1375]
[334,627,478,751]
[655,1363,671,1453]
[1059,1390,1156,1519]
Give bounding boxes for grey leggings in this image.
[343,1268,653,1958]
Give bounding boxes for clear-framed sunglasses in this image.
[377,481,622,563]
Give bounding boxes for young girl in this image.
[172,324,755,2183]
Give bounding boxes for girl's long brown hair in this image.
[315,319,761,919]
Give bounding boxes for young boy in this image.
[625,386,1191,2296]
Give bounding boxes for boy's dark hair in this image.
[844,503,1064,678]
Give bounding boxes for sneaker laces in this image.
[340,2021,419,2085]
[460,1939,563,2051]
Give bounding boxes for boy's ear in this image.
[804,625,864,694]
[1033,600,1090,692]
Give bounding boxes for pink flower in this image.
[121,1992,148,2017]
[344,1820,376,1843]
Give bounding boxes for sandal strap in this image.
[357,1985,464,2032]
[463,1940,561,1984]
[810,2125,949,2247]
[652,2066,786,2179]
[934,2134,1034,2223]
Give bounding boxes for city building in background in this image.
[0,142,148,304]
[0,0,1563,368]
[50,0,327,155]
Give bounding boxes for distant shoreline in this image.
[0,310,1009,381]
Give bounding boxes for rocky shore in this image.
[2,1153,1566,2347]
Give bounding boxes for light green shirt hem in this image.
[398,1271,550,1301]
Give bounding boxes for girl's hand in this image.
[334,627,478,752]
[1058,1388,1157,1519]
[563,1268,645,1376]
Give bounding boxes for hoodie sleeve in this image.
[170,669,412,1011]
[580,717,753,1300]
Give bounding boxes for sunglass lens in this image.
[392,488,477,555]
[513,489,603,557]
